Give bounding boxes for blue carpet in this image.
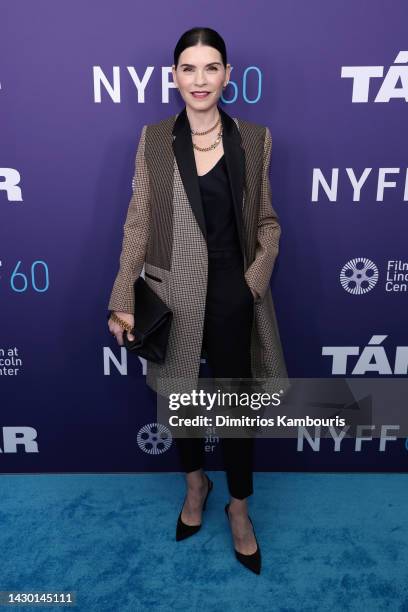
[1,473,408,611]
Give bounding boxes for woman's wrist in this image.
[110,311,134,332]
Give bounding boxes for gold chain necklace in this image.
[191,112,222,152]
[190,115,221,136]
[193,128,223,152]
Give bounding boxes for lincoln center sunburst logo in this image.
[340,258,379,294]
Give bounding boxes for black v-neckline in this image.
[197,154,225,179]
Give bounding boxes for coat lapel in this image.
[171,104,246,259]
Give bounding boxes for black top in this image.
[197,154,241,255]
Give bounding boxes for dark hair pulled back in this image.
[173,27,227,69]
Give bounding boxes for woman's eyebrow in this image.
[179,62,222,68]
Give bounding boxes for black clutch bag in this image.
[122,275,173,364]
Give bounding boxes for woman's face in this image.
[172,44,230,111]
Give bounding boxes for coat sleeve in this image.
[107,124,150,315]
[244,126,281,304]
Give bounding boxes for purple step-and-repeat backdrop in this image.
[1,1,407,473]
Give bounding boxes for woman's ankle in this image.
[229,498,248,515]
[186,469,207,491]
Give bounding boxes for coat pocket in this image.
[143,264,170,307]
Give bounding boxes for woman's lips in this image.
[191,92,210,98]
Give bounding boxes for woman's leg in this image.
[203,253,258,553]
[173,381,208,525]
[206,321,255,500]
[174,437,204,475]
[203,254,255,497]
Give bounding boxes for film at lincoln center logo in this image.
[340,257,379,294]
[137,423,172,454]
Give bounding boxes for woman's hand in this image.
[108,311,135,345]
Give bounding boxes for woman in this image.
[107,27,288,575]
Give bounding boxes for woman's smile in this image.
[191,91,211,98]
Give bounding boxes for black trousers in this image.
[175,250,255,499]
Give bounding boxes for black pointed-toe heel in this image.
[176,474,213,541]
[224,503,262,575]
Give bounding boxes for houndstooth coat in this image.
[108,105,288,398]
